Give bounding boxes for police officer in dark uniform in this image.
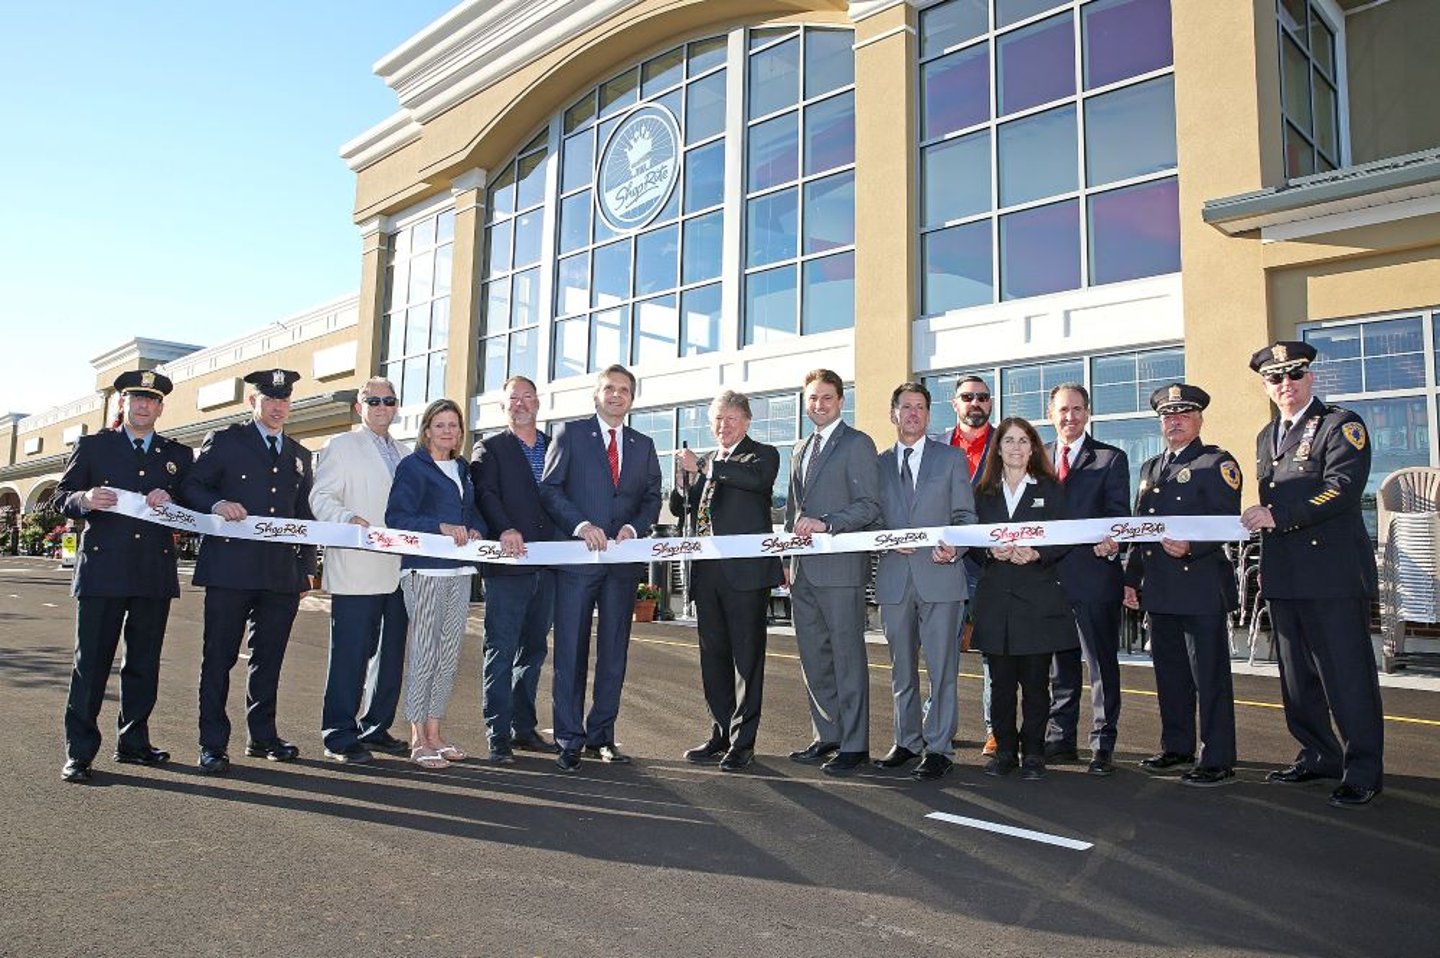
[1241,341,1384,808]
[1123,384,1241,787]
[181,369,316,773]
[55,370,193,783]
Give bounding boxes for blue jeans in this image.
[481,570,555,745]
[322,588,408,751]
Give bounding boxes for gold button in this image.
[272,467,279,474]
[241,474,247,480]
[270,507,276,514]
[133,533,140,539]
[1269,482,1276,488]
[1311,540,1318,546]
[1148,508,1156,514]
[138,470,145,477]
[271,487,277,494]
[1182,565,1189,571]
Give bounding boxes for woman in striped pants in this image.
[385,399,487,769]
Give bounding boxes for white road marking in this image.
[925,811,1093,851]
[41,602,58,608]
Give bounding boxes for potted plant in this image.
[634,581,661,622]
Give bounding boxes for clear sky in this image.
[0,1,459,417]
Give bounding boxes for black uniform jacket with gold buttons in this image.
[1255,400,1376,600]
[55,429,194,599]
[1123,438,1241,615]
[181,423,317,592]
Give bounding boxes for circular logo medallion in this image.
[595,104,682,233]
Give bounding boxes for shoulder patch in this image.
[1219,460,1241,491]
[1341,421,1367,450]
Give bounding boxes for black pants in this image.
[198,587,300,751]
[1147,612,1236,768]
[65,596,171,762]
[691,568,769,750]
[986,652,1052,761]
[1048,598,1123,751]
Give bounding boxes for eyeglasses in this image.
[958,392,991,402]
[362,396,399,407]
[1262,368,1309,385]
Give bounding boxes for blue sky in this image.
[0,1,458,416]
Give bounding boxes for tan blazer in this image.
[309,427,411,595]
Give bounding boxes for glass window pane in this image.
[642,47,684,97]
[1363,318,1425,391]
[562,131,594,192]
[682,210,724,284]
[924,131,991,226]
[430,297,450,350]
[516,150,547,210]
[634,295,678,365]
[1285,122,1315,179]
[1088,177,1181,285]
[590,305,631,372]
[559,191,591,253]
[748,37,800,119]
[998,105,1077,206]
[922,44,990,139]
[1310,8,1336,77]
[426,352,446,403]
[751,27,796,49]
[684,140,725,212]
[408,251,434,303]
[635,223,679,296]
[553,318,588,379]
[403,356,426,408]
[512,268,540,329]
[1314,73,1338,161]
[1091,417,1165,496]
[1082,0,1173,90]
[484,278,510,335]
[685,69,727,143]
[509,326,539,384]
[998,0,1064,28]
[481,336,508,393]
[1348,397,1430,502]
[747,188,798,267]
[802,252,855,334]
[1278,0,1307,36]
[488,163,516,218]
[564,93,596,134]
[745,265,798,345]
[747,112,799,192]
[681,283,722,356]
[997,13,1075,116]
[487,220,512,274]
[436,209,455,244]
[1282,33,1312,131]
[923,220,993,314]
[557,253,589,316]
[920,0,987,58]
[1002,359,1084,421]
[599,69,639,116]
[512,209,544,268]
[1305,325,1363,395]
[689,36,727,75]
[405,306,429,358]
[1000,199,1080,300]
[804,28,854,99]
[1092,353,1139,414]
[384,309,404,362]
[677,403,712,452]
[1085,75,1176,186]
[433,245,452,297]
[803,171,854,254]
[592,240,632,307]
[390,259,410,307]
[413,215,436,250]
[804,90,855,175]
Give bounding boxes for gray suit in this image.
[786,420,881,752]
[875,439,976,758]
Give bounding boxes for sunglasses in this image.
[362,396,399,407]
[958,392,991,402]
[1262,368,1309,385]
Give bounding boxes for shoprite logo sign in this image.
[596,104,681,232]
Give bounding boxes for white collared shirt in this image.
[1054,437,1083,472]
[894,438,925,489]
[801,419,842,485]
[1002,473,1038,518]
[595,414,624,474]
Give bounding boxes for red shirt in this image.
[949,423,991,481]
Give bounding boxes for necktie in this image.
[803,432,824,488]
[267,435,280,463]
[900,447,915,511]
[133,437,145,456]
[697,452,724,536]
[607,428,619,486]
[1058,445,1071,483]
[1279,419,1293,447]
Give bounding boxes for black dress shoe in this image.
[1139,751,1194,772]
[1020,757,1047,781]
[912,753,954,781]
[873,745,920,769]
[114,744,170,766]
[511,732,562,754]
[789,740,840,765]
[198,748,231,774]
[1329,784,1381,808]
[1266,763,1333,785]
[358,732,410,755]
[585,744,631,764]
[62,759,93,783]
[719,747,755,772]
[323,744,373,764]
[245,738,300,761]
[489,744,515,765]
[1087,749,1115,777]
[1043,743,1079,763]
[983,754,1018,777]
[556,748,581,772]
[821,751,869,776]
[1180,766,1235,787]
[684,738,729,764]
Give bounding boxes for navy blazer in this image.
[539,418,662,572]
[181,422,316,593]
[1046,435,1130,605]
[386,447,487,572]
[56,429,194,599]
[473,430,556,578]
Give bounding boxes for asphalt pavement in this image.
[2,556,1438,958]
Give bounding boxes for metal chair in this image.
[1376,467,1440,673]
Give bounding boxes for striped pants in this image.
[400,573,472,723]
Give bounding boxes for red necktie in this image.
[1058,445,1071,483]
[607,428,620,486]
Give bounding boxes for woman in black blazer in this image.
[970,417,1077,780]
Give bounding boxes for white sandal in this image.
[410,747,450,769]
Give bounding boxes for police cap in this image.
[1149,382,1210,415]
[1248,340,1316,375]
[244,368,301,399]
[113,369,173,399]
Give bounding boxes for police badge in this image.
[1176,467,1191,484]
[295,456,304,475]
[1220,460,1241,491]
[166,461,177,475]
[1342,421,1367,450]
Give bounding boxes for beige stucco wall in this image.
[1345,0,1440,165]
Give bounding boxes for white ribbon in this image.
[104,488,1248,567]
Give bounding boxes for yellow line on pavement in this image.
[630,635,1440,728]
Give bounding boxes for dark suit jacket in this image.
[669,435,783,593]
[474,430,556,578]
[970,475,1077,656]
[386,447,487,572]
[1045,435,1130,604]
[181,422,315,592]
[539,417,662,573]
[56,429,194,599]
[1255,400,1376,600]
